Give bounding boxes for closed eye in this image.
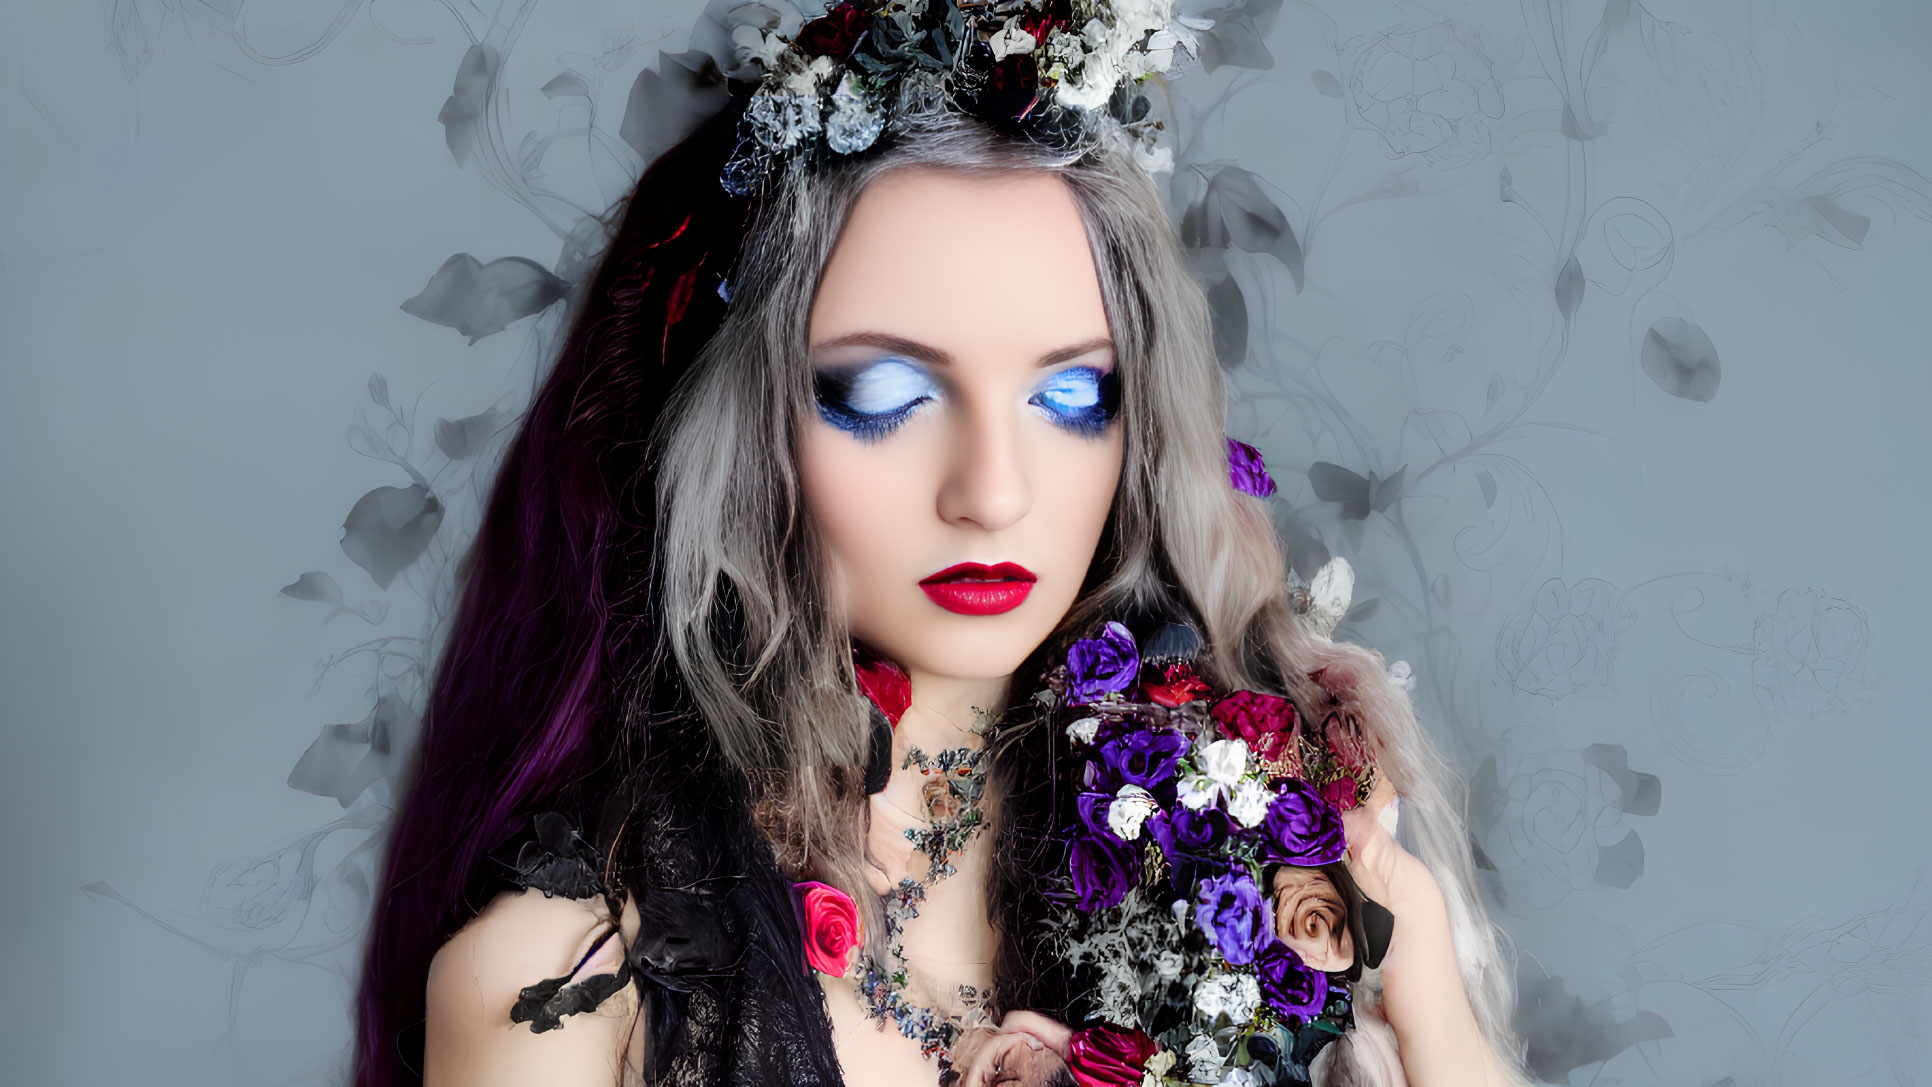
[813,358,940,442]
[1029,366,1120,438]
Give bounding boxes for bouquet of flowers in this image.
[1039,619,1382,1086]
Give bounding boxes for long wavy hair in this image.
[355,96,1529,1086]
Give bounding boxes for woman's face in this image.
[799,166,1124,689]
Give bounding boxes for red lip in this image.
[918,562,1038,616]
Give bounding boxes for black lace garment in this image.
[486,714,847,1087]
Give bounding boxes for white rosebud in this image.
[988,15,1038,60]
[1171,897,1191,923]
[1153,948,1185,981]
[1226,779,1271,828]
[1177,773,1218,810]
[1108,784,1157,841]
[1197,738,1249,786]
[1066,716,1103,744]
[1146,1049,1177,1079]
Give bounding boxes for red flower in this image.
[796,881,861,977]
[1143,662,1211,707]
[794,1,874,58]
[1320,775,1360,812]
[1066,1022,1159,1087]
[854,646,910,726]
[1211,690,1301,765]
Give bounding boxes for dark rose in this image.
[1065,1022,1159,1087]
[1227,437,1277,498]
[1259,779,1347,866]
[854,646,910,726]
[1255,938,1328,1020]
[793,1,874,58]
[1070,833,1140,912]
[1147,806,1230,897]
[1270,865,1353,972]
[1319,775,1360,813]
[1193,866,1271,965]
[1095,728,1188,790]
[1211,690,1302,769]
[1066,621,1139,703]
[1143,661,1211,707]
[796,881,860,977]
[1146,805,1230,862]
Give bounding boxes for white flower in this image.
[1146,1049,1177,1079]
[988,15,1038,60]
[1306,556,1355,636]
[780,53,835,95]
[1197,738,1249,786]
[1108,784,1157,840]
[1152,948,1185,980]
[1193,971,1262,1026]
[1228,973,1260,1021]
[1389,658,1416,692]
[1066,716,1103,744]
[1192,975,1232,1020]
[1177,773,1219,810]
[1184,1032,1227,1079]
[1133,140,1174,175]
[730,24,785,70]
[1219,1069,1259,1087]
[1226,779,1271,828]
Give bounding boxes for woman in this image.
[354,1,1529,1084]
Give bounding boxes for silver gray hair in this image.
[647,102,1529,1086]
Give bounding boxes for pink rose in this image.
[1066,1022,1159,1087]
[796,881,860,977]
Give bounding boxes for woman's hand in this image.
[1339,780,1515,1087]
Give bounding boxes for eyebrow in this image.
[810,331,1116,369]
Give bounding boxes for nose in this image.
[934,397,1032,533]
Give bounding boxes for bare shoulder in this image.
[424,886,643,1087]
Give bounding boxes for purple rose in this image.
[1095,728,1188,790]
[1067,621,1139,704]
[1259,779,1347,866]
[1193,867,1272,965]
[1227,438,1277,498]
[1070,832,1141,912]
[1145,806,1230,863]
[1075,790,1113,837]
[1255,938,1329,1019]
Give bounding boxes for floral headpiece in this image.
[719,0,1207,193]
[1040,598,1389,1086]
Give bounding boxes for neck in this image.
[896,668,1011,750]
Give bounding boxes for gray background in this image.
[2,0,1927,1084]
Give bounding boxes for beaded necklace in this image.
[851,711,997,1072]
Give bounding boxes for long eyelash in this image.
[813,370,928,444]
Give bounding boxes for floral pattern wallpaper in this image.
[3,0,1927,1084]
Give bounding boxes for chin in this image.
[876,610,1064,684]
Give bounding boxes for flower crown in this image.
[720,0,1208,194]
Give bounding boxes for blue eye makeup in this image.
[812,358,1122,442]
[1029,366,1121,438]
[813,357,939,442]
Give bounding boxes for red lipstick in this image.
[918,562,1037,616]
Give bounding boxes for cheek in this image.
[796,424,925,593]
